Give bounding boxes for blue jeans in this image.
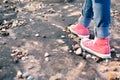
[79,0,111,38]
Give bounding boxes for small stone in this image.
[75,48,82,55]
[3,20,7,24]
[81,71,86,75]
[35,33,40,37]
[61,35,65,38]
[86,54,92,59]
[12,20,18,27]
[1,28,6,32]
[69,50,72,53]
[111,48,115,52]
[48,8,55,13]
[22,72,30,78]
[3,0,8,3]
[68,34,76,39]
[44,52,50,57]
[21,57,27,61]
[45,57,50,61]
[28,66,34,70]
[27,76,35,80]
[116,54,120,58]
[16,70,22,78]
[11,53,16,57]
[91,56,98,60]
[72,44,80,50]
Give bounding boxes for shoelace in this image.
[85,40,95,47]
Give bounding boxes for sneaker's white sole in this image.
[80,39,111,59]
[68,26,89,39]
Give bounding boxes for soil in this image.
[0,0,120,80]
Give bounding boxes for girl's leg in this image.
[92,0,111,38]
[69,0,93,38]
[79,0,93,27]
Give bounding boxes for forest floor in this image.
[0,0,120,80]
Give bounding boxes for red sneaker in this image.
[80,38,111,58]
[69,23,89,38]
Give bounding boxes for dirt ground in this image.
[0,0,120,80]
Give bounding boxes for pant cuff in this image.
[94,26,110,38]
[79,16,92,27]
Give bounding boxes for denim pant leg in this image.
[92,0,111,38]
[79,0,93,27]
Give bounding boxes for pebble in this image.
[1,28,6,32]
[72,44,80,50]
[69,50,72,53]
[3,20,7,24]
[61,35,65,38]
[22,72,30,78]
[16,70,22,78]
[116,54,120,58]
[111,48,116,52]
[35,33,40,37]
[12,20,18,27]
[11,53,16,57]
[28,66,34,70]
[48,8,55,13]
[91,56,98,60]
[3,0,8,3]
[75,48,82,55]
[105,59,110,63]
[27,76,35,80]
[44,52,50,57]
[86,54,92,59]
[81,71,86,75]
[21,57,28,61]
[68,34,76,39]
[45,57,50,61]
